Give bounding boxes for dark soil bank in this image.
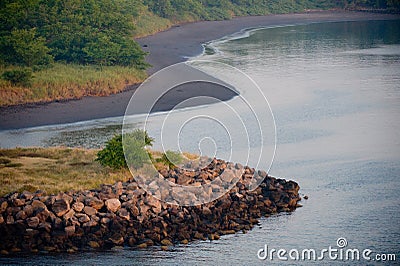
[0,159,301,254]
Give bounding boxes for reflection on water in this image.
[1,20,400,265]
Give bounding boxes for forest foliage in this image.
[0,0,398,92]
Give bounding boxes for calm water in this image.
[1,20,400,265]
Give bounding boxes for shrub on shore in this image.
[96,130,154,170]
[1,68,32,87]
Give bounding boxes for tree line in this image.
[1,0,398,71]
[0,0,148,69]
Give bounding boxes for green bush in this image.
[1,68,32,86]
[96,134,126,169]
[96,130,154,169]
[0,28,53,68]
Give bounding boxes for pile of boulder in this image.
[0,159,301,254]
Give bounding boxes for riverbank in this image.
[0,64,147,108]
[0,155,301,254]
[0,11,399,130]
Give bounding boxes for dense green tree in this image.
[0,28,52,67]
[0,0,147,68]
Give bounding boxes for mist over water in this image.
[1,20,400,265]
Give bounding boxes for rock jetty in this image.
[0,159,301,254]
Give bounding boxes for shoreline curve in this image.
[0,11,399,131]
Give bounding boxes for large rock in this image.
[128,204,140,216]
[109,233,124,246]
[27,217,40,228]
[83,206,97,216]
[105,199,121,213]
[12,198,25,207]
[39,222,52,232]
[6,215,14,224]
[21,191,34,200]
[23,205,33,216]
[77,214,90,223]
[113,182,123,196]
[118,208,130,220]
[63,209,75,220]
[145,197,161,214]
[161,239,173,246]
[31,200,46,211]
[85,197,104,210]
[82,220,98,227]
[65,225,75,236]
[72,202,84,212]
[0,201,8,213]
[52,199,70,217]
[176,175,192,185]
[15,210,27,220]
[35,208,50,222]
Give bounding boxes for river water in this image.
[1,20,400,265]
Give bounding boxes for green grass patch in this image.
[0,147,133,196]
[133,10,173,38]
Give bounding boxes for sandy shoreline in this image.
[0,11,398,130]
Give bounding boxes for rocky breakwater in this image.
[0,159,301,254]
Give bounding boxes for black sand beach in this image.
[0,11,398,130]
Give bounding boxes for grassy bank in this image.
[0,64,147,107]
[0,147,196,197]
[0,147,133,196]
[133,10,173,38]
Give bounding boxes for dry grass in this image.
[0,147,201,197]
[0,63,147,107]
[0,147,132,196]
